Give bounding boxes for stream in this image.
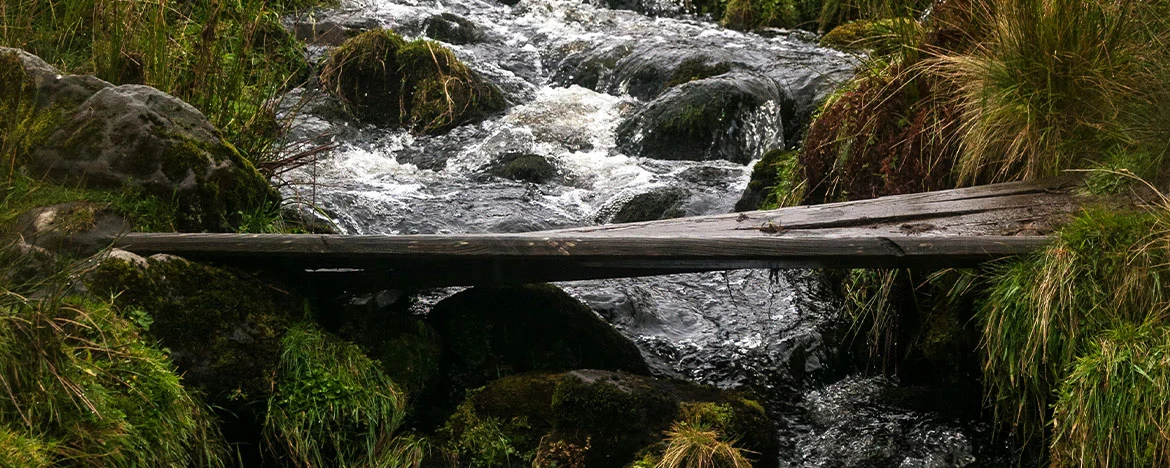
[279,0,1019,465]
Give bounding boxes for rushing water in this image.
[279,0,1016,465]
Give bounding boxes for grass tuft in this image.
[264,322,417,468]
[0,252,228,467]
[940,0,1170,184]
[981,205,1170,457]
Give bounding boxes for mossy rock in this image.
[87,253,297,407]
[734,148,803,211]
[485,152,560,184]
[320,29,506,133]
[440,370,778,468]
[14,202,130,256]
[321,291,443,398]
[819,18,921,52]
[427,285,649,399]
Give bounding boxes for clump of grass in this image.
[264,322,418,468]
[657,424,752,468]
[981,204,1170,456]
[1049,322,1170,467]
[0,260,228,467]
[940,0,1170,184]
[655,402,754,468]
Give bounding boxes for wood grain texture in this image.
[110,178,1082,287]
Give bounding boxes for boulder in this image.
[440,370,778,468]
[422,13,486,45]
[320,29,506,132]
[87,254,297,407]
[734,148,802,211]
[427,285,650,397]
[2,47,278,232]
[0,47,112,110]
[484,152,560,184]
[14,202,130,256]
[616,73,787,164]
[595,187,690,224]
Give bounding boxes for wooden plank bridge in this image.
[112,178,1083,287]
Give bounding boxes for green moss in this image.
[442,390,538,467]
[736,149,805,211]
[321,29,505,133]
[265,322,412,467]
[0,426,52,468]
[1,174,178,233]
[88,256,296,406]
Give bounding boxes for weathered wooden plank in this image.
[108,178,1079,287]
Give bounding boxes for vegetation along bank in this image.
[2,0,1170,466]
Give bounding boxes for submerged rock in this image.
[320,29,506,132]
[596,186,691,224]
[427,285,650,397]
[484,152,561,184]
[422,13,486,45]
[616,73,786,164]
[440,370,778,468]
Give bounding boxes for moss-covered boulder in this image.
[440,370,777,468]
[87,253,297,407]
[3,48,278,232]
[616,73,786,164]
[427,285,649,398]
[14,201,130,256]
[320,29,506,133]
[28,84,277,232]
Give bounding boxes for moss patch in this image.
[735,148,804,211]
